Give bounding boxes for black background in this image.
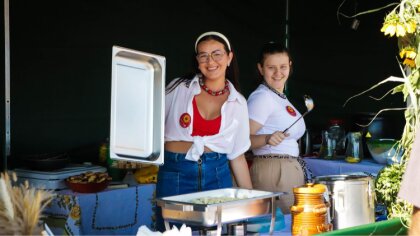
[0,0,405,166]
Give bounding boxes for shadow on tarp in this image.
[316,218,407,235]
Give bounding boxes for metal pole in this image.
[284,0,290,95]
[285,0,289,48]
[4,0,11,170]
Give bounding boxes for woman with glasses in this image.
[247,42,309,214]
[156,31,252,208]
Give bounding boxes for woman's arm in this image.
[409,207,420,236]
[249,119,267,149]
[249,119,289,149]
[229,154,252,189]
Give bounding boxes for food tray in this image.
[156,188,284,227]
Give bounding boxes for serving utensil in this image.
[283,95,314,133]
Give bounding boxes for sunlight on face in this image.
[196,39,232,82]
[258,52,291,93]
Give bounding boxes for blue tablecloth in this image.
[304,157,385,177]
[43,184,155,235]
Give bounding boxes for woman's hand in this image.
[249,119,290,149]
[266,131,289,146]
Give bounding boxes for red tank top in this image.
[192,97,221,136]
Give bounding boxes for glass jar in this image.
[319,130,336,159]
[345,132,363,163]
[327,119,346,156]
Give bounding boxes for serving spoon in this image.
[283,95,314,133]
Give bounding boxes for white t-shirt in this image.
[247,84,306,156]
[165,74,251,161]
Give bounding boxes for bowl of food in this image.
[66,171,112,193]
[366,138,402,164]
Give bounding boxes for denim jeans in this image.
[155,150,233,231]
[156,150,233,198]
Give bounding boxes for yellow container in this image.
[291,183,332,236]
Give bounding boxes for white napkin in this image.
[136,225,192,236]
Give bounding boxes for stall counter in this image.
[43,184,155,235]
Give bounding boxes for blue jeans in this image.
[155,150,233,231]
[156,150,233,198]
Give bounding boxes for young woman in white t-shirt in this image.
[247,42,310,214]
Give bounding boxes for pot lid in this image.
[315,174,371,182]
[293,183,327,194]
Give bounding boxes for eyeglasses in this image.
[196,50,226,63]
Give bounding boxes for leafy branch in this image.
[343,0,420,223]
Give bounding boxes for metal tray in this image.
[156,188,283,227]
[110,46,165,165]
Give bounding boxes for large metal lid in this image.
[109,46,165,165]
[293,183,327,194]
[314,174,371,182]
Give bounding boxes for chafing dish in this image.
[156,188,284,235]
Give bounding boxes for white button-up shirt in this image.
[165,75,251,161]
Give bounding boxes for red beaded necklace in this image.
[199,77,230,96]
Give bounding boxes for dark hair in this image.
[251,42,292,90]
[258,41,292,65]
[166,33,240,94]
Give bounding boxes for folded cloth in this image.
[185,120,238,161]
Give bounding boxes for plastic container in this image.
[246,207,285,233]
[102,141,127,181]
[99,142,108,164]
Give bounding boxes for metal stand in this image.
[162,195,279,235]
[164,220,170,231]
[216,206,222,236]
[3,0,11,171]
[269,196,276,235]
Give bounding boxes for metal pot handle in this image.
[331,187,345,220]
[329,193,335,221]
[337,190,345,210]
[368,179,374,208]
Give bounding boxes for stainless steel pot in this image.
[314,175,375,229]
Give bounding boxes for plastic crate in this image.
[316,218,407,235]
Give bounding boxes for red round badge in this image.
[179,113,191,128]
[286,106,297,117]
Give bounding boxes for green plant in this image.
[344,0,419,225]
[378,0,419,224]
